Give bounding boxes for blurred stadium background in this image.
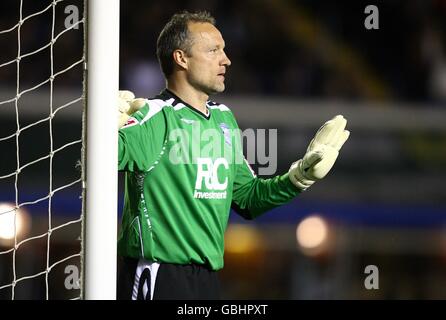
[0,0,445,299]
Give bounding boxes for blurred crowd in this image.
[0,0,445,103]
[120,0,446,104]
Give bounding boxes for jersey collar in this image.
[162,89,211,120]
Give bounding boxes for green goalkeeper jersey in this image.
[118,89,300,270]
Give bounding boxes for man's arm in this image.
[231,115,349,219]
[231,160,301,219]
[117,91,167,172]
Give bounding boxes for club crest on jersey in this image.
[219,123,232,146]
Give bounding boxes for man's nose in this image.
[222,52,231,67]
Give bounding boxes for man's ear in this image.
[173,49,188,70]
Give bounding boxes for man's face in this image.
[184,22,231,95]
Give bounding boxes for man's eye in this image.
[210,48,218,53]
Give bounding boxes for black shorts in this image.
[117,257,221,300]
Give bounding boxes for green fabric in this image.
[117,90,301,270]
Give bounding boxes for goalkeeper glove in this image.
[118,90,146,129]
[289,115,350,191]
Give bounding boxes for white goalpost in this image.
[84,0,120,300]
[0,0,120,300]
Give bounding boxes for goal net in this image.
[0,0,119,300]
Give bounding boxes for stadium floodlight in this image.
[296,215,329,255]
[0,203,30,245]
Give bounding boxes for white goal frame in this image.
[83,0,120,300]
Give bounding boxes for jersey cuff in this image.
[280,172,303,195]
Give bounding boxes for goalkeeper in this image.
[117,11,349,300]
